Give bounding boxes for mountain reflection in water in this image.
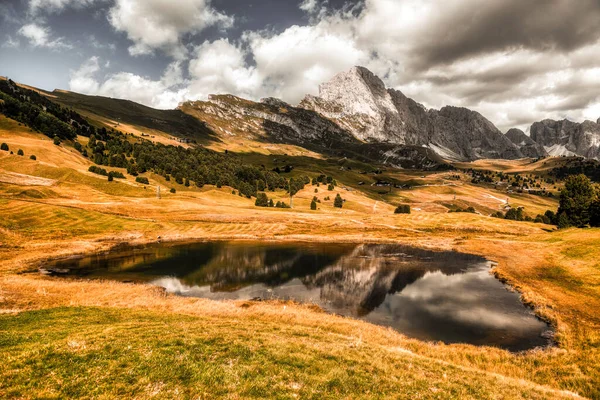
[45,241,551,351]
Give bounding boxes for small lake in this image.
[43,241,551,351]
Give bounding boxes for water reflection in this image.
[44,241,550,351]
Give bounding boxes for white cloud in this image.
[2,36,20,49]
[188,39,260,100]
[18,23,71,49]
[69,57,189,109]
[62,0,600,131]
[28,0,99,14]
[108,0,233,58]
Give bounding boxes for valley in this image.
[1,72,599,399]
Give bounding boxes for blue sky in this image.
[1,0,600,132]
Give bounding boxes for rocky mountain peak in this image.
[299,66,523,161]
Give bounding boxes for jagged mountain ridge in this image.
[300,66,524,161]
[505,128,547,158]
[528,118,600,159]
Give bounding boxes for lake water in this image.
[43,241,551,351]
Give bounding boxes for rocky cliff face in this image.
[180,94,450,169]
[505,128,547,158]
[529,119,600,159]
[299,67,522,161]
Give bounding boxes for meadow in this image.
[1,115,599,399]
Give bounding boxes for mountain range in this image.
[181,66,600,162]
[5,67,600,165]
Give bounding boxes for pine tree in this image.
[558,174,595,227]
[334,194,343,208]
[310,199,317,210]
[17,149,24,156]
[1,143,8,151]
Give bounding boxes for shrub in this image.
[170,188,176,194]
[53,136,61,145]
[108,171,125,179]
[275,201,290,208]
[108,174,113,182]
[255,193,269,207]
[29,155,36,160]
[136,177,149,185]
[310,200,317,210]
[491,211,504,219]
[504,207,524,221]
[394,205,411,214]
[544,210,557,225]
[0,143,8,151]
[534,214,551,224]
[17,149,24,156]
[328,184,335,191]
[334,194,343,208]
[268,199,274,207]
[88,166,108,176]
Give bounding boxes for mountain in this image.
[300,66,523,161]
[529,119,600,159]
[179,94,450,170]
[505,128,547,158]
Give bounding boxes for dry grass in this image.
[1,123,599,398]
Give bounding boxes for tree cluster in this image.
[556,174,600,228]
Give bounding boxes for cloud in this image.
[63,0,600,131]
[107,0,233,58]
[28,0,100,14]
[69,57,189,109]
[1,36,20,49]
[18,23,71,49]
[246,22,366,103]
[188,39,260,100]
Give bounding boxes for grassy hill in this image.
[51,90,219,144]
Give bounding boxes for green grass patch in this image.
[0,307,568,399]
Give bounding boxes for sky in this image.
[1,0,600,132]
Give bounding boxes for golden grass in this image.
[1,125,599,398]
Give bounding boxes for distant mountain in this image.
[505,128,547,158]
[300,66,523,161]
[529,119,600,159]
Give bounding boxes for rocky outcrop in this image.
[505,128,547,158]
[300,66,522,161]
[529,119,600,159]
